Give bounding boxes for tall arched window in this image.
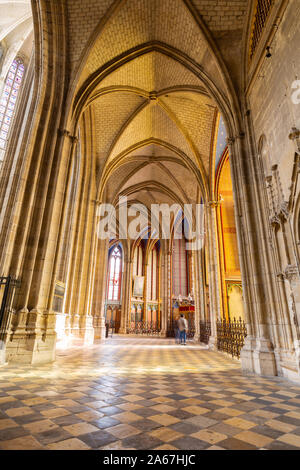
[150,246,158,300]
[172,222,189,297]
[172,238,188,297]
[107,246,122,301]
[133,244,143,277]
[0,58,25,150]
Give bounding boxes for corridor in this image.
[0,336,300,450]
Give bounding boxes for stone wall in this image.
[248,0,300,193]
[244,0,300,381]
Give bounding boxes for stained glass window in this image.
[133,244,143,276]
[172,223,189,297]
[150,247,158,300]
[107,246,122,301]
[0,58,25,150]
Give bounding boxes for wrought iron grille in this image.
[127,321,160,336]
[216,316,247,359]
[250,0,274,61]
[199,320,211,344]
[0,276,20,342]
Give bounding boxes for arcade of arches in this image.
[0,0,300,391]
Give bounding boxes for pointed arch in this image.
[107,243,123,301]
[99,138,207,201]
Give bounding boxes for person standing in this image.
[178,314,188,345]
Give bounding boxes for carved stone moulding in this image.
[276,272,285,281]
[289,127,300,153]
[279,201,289,221]
[270,214,280,228]
[288,127,300,142]
[284,264,300,282]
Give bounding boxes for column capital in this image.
[289,127,300,141]
[236,132,246,140]
[289,127,300,151]
[226,136,235,146]
[57,128,70,138]
[69,135,79,144]
[207,196,223,209]
[226,132,245,146]
[284,264,299,282]
[265,175,272,184]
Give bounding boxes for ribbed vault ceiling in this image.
[71,0,249,217]
[98,52,203,92]
[80,0,209,84]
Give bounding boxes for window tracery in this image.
[107,246,122,301]
[0,58,25,150]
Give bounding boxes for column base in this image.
[4,308,57,365]
[295,341,300,376]
[78,315,94,345]
[278,342,300,384]
[241,336,277,377]
[55,313,69,340]
[118,327,127,334]
[93,317,106,340]
[69,315,95,344]
[240,335,256,374]
[253,338,277,376]
[5,332,56,365]
[208,335,217,350]
[279,353,300,384]
[0,343,6,365]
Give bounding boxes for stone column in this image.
[167,245,172,331]
[63,110,96,345]
[92,238,109,339]
[159,244,169,336]
[193,249,205,341]
[46,134,79,342]
[5,126,73,365]
[157,249,162,331]
[96,241,109,341]
[270,221,293,352]
[205,204,221,350]
[143,261,149,322]
[229,129,277,376]
[287,128,300,374]
[119,255,133,334]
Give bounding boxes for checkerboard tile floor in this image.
[0,336,300,450]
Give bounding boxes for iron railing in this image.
[199,320,211,344]
[127,321,160,336]
[216,316,247,359]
